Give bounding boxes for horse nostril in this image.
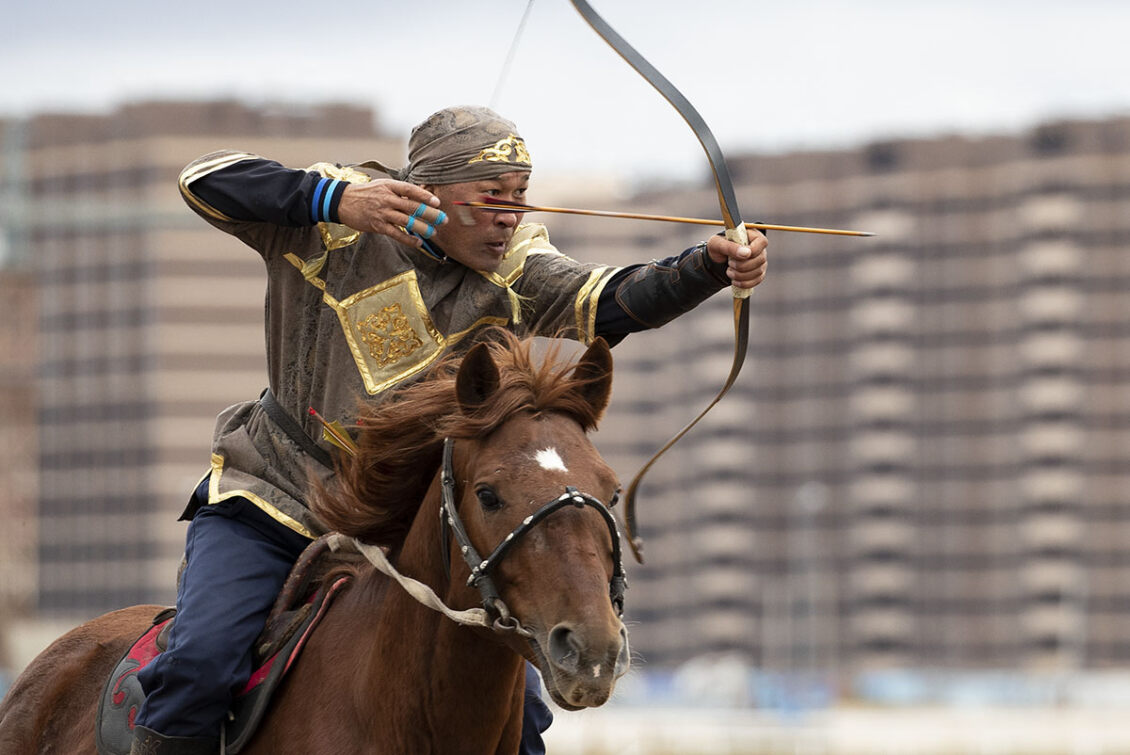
[615,626,631,677]
[548,624,583,674]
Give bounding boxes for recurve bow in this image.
[571,0,754,563]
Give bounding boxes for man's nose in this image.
[493,210,521,228]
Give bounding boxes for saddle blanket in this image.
[94,576,349,755]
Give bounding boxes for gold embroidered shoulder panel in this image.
[335,270,446,394]
[284,251,447,395]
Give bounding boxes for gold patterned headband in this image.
[468,134,532,166]
[359,107,532,185]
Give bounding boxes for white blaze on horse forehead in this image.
[534,447,568,473]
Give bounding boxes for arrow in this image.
[454,199,875,237]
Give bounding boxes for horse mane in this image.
[313,330,608,549]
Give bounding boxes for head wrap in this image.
[367,106,532,185]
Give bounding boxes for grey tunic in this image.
[180,152,620,538]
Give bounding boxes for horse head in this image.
[444,336,630,709]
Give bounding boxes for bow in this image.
[571,0,753,563]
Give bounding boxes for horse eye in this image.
[609,488,622,508]
[476,486,503,511]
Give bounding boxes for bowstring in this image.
[490,0,537,109]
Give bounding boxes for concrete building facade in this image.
[4,101,1130,684]
[1,101,402,615]
[551,116,1130,675]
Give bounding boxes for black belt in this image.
[258,388,335,470]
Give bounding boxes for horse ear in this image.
[456,342,501,415]
[573,337,614,417]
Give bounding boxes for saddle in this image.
[94,535,363,755]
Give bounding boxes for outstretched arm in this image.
[593,231,767,345]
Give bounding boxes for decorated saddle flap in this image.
[95,536,355,755]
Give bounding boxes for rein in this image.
[329,437,627,637]
[327,533,498,633]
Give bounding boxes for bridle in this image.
[438,437,627,634]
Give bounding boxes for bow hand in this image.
[706,230,767,292]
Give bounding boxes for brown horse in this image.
[0,333,630,754]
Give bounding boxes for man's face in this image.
[427,171,529,273]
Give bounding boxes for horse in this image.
[0,332,631,754]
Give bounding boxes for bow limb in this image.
[570,0,753,562]
[570,1,749,259]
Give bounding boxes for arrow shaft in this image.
[456,201,875,237]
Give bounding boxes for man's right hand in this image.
[336,180,447,248]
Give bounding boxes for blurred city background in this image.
[3,1,1130,753]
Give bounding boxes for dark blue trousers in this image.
[522,663,554,755]
[137,478,553,750]
[135,484,309,737]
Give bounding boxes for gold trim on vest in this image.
[208,453,317,539]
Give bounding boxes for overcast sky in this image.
[4,0,1129,184]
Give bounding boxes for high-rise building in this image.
[2,101,402,615]
[0,117,40,672]
[0,266,37,668]
[6,100,1130,685]
[549,116,1130,676]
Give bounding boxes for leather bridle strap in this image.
[439,438,627,619]
[571,0,753,564]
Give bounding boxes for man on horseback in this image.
[132,105,767,754]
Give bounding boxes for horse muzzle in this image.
[538,620,630,709]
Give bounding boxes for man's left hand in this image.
[706,231,768,290]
